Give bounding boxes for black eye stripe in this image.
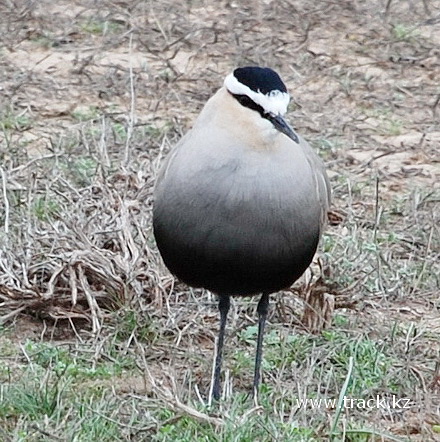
[232,94,266,118]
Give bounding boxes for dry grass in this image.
[0,0,439,440]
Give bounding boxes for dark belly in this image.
[153,198,321,296]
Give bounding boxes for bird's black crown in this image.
[233,67,287,95]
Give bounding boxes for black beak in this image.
[266,113,299,144]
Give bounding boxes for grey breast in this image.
[153,126,329,296]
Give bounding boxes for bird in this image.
[153,66,330,401]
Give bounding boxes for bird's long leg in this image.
[253,292,270,398]
[212,294,230,401]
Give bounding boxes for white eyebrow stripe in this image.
[224,73,290,116]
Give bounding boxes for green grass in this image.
[391,23,420,42]
[80,19,124,35]
[0,109,32,132]
[0,326,141,440]
[1,309,420,441]
[71,106,101,122]
[65,156,99,186]
[30,34,55,49]
[32,196,61,221]
[113,308,158,343]
[360,107,405,136]
[155,403,317,441]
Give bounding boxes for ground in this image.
[0,0,439,440]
